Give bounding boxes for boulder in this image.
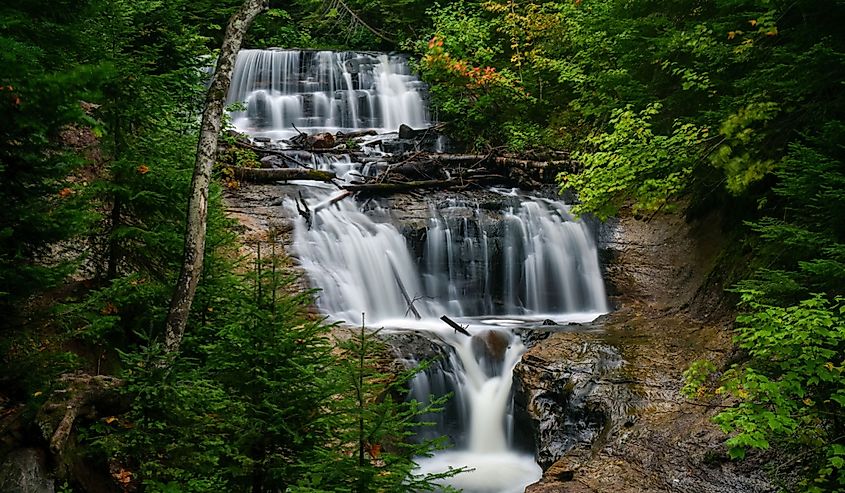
[513,332,628,469]
[470,329,509,363]
[307,132,335,149]
[259,155,288,169]
[0,449,54,493]
[398,124,418,140]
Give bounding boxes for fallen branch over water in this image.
[440,315,471,337]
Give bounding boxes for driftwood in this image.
[388,261,421,320]
[335,129,378,139]
[342,178,463,194]
[233,167,336,183]
[440,315,471,337]
[340,172,510,195]
[230,140,313,168]
[313,190,353,212]
[295,191,312,229]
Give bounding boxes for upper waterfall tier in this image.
[227,49,431,139]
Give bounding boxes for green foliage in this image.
[684,130,845,489]
[80,254,453,491]
[712,293,844,490]
[293,323,456,492]
[681,359,717,400]
[0,2,105,314]
[562,103,706,220]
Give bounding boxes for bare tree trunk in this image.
[164,0,268,355]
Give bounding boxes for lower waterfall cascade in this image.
[286,163,608,493]
[228,48,609,493]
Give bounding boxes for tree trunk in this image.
[164,0,268,356]
[232,166,336,183]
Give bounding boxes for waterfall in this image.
[293,193,607,326]
[412,328,543,493]
[227,49,429,139]
[232,49,609,493]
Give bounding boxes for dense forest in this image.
[1,0,843,492]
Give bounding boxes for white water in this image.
[292,191,607,326]
[231,49,609,493]
[412,326,542,493]
[227,50,429,139]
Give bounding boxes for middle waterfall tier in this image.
[227,49,431,139]
[291,190,608,326]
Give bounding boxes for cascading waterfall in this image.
[293,193,607,325]
[227,49,429,139]
[412,329,543,493]
[230,48,609,492]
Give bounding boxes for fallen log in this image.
[295,191,312,229]
[228,140,314,168]
[335,129,378,139]
[37,373,126,460]
[313,190,353,213]
[342,178,463,194]
[440,315,471,337]
[341,173,511,194]
[233,167,336,183]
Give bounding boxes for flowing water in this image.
[228,49,429,139]
[228,49,608,492]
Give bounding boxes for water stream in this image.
[228,49,608,492]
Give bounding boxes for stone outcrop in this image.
[514,332,630,470]
[0,449,54,493]
[516,210,776,493]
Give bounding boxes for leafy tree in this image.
[0,0,105,318]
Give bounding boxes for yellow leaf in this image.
[825,362,835,371]
[749,19,757,26]
[105,416,118,424]
[33,391,42,397]
[728,31,736,40]
[803,398,814,406]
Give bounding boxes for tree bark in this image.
[164,0,268,356]
[233,166,337,183]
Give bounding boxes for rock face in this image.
[224,172,775,492]
[0,449,54,493]
[514,333,629,470]
[515,210,776,493]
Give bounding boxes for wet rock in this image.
[259,155,288,169]
[470,329,509,363]
[513,332,629,470]
[308,132,335,149]
[378,330,450,363]
[541,319,558,326]
[398,124,420,140]
[380,138,416,154]
[253,136,271,143]
[0,449,54,493]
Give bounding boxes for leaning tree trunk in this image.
[164,0,268,355]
